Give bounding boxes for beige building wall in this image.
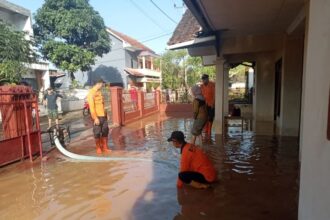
[278,35,304,136]
[298,0,330,219]
[254,52,276,122]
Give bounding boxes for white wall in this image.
[0,8,32,35]
[298,0,330,219]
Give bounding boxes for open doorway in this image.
[228,62,254,117]
[274,59,282,121]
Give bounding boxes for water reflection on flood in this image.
[0,113,299,220]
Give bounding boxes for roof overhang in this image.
[125,68,161,78]
[167,35,216,50]
[183,0,306,36]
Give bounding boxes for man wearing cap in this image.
[168,131,217,189]
[200,74,215,139]
[87,79,111,154]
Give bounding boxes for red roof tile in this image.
[167,9,201,46]
[107,28,155,53]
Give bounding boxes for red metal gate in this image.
[0,85,42,166]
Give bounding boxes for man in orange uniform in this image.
[168,131,217,189]
[87,79,111,154]
[200,74,215,139]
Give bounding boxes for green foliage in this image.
[42,40,95,73]
[70,79,83,89]
[0,21,36,84]
[154,50,186,89]
[34,0,111,79]
[0,61,28,84]
[155,49,215,90]
[186,56,215,86]
[229,64,247,83]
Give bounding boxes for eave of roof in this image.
[167,9,201,46]
[0,0,30,17]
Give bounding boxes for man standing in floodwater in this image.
[168,131,217,189]
[43,87,63,130]
[200,74,215,139]
[87,79,111,154]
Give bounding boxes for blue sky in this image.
[9,0,185,54]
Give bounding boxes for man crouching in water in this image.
[168,131,217,189]
[87,79,111,154]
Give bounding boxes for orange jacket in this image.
[201,81,215,107]
[178,143,217,187]
[87,86,106,120]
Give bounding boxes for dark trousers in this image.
[93,117,109,138]
[179,171,210,184]
[207,105,215,122]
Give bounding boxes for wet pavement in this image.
[0,113,299,220]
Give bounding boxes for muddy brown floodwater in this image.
[0,113,299,220]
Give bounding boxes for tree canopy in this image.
[0,21,36,84]
[33,0,111,79]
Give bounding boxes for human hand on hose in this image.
[94,118,100,125]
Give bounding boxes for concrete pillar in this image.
[214,57,225,135]
[110,87,123,126]
[138,90,144,117]
[223,66,229,116]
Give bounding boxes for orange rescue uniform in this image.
[87,87,106,120]
[178,143,217,187]
[201,81,215,107]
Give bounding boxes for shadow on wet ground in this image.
[0,113,299,220]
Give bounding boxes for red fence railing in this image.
[0,86,42,166]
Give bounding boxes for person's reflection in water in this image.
[174,188,216,220]
[110,127,126,150]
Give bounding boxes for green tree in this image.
[154,49,187,89]
[0,21,36,84]
[33,0,111,80]
[155,49,216,89]
[186,56,215,86]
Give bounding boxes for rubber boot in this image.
[95,138,102,154]
[101,137,111,153]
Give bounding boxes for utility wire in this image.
[128,0,167,32]
[150,0,178,24]
[141,32,173,43]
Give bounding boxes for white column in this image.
[42,70,50,89]
[142,56,146,69]
[223,66,229,116]
[214,57,225,135]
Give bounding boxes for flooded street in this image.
[0,113,299,220]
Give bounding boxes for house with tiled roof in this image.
[86,28,161,90]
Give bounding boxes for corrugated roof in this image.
[107,28,155,53]
[167,9,201,46]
